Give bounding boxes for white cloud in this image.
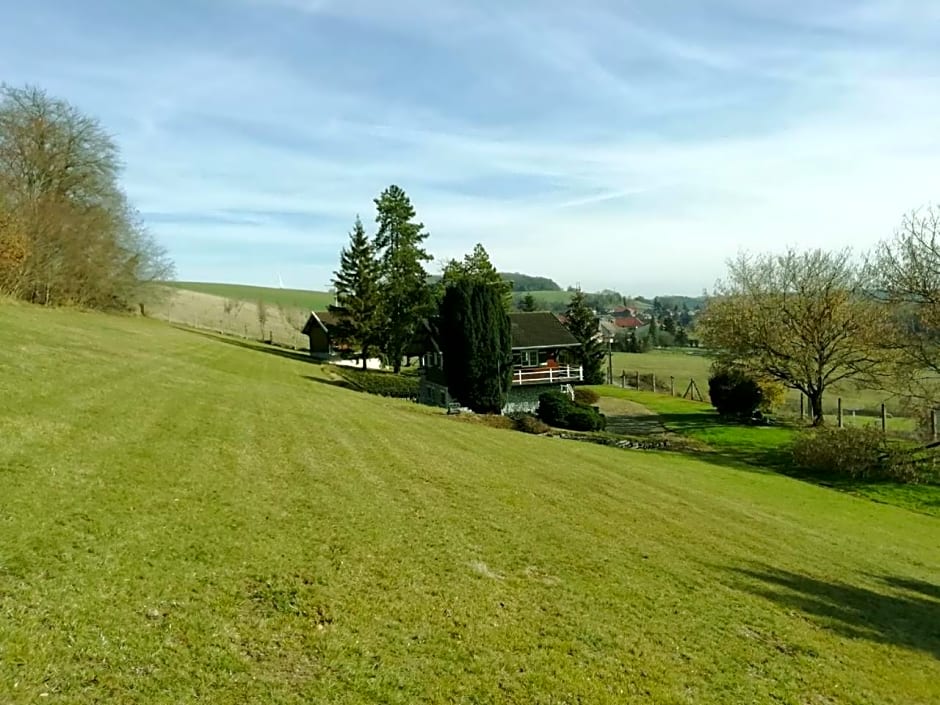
[2,0,937,292]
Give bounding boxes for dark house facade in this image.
[419,312,584,413]
[301,310,344,359]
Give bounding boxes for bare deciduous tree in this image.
[869,206,940,403]
[257,299,268,341]
[699,248,887,425]
[0,84,173,308]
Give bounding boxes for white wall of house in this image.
[333,357,384,370]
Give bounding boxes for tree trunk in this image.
[361,344,369,370]
[809,391,825,426]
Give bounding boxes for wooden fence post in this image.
[837,398,843,428]
[651,374,656,394]
[670,376,676,397]
[932,409,937,442]
[881,404,887,433]
[620,371,626,389]
[799,394,804,421]
[635,371,640,390]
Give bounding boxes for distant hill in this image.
[427,272,562,292]
[499,272,561,292]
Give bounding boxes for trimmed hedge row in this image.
[334,367,420,399]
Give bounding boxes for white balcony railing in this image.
[512,364,583,386]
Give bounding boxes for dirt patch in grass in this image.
[597,397,668,436]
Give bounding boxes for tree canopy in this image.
[439,278,512,413]
[563,289,605,385]
[440,243,511,309]
[869,206,940,404]
[372,185,432,372]
[0,84,173,308]
[699,248,887,425]
[329,216,381,368]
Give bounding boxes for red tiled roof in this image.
[613,316,643,329]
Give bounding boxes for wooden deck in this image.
[511,364,583,386]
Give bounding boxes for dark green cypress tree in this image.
[563,289,605,384]
[440,279,512,413]
[519,293,538,312]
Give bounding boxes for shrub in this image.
[708,366,763,418]
[537,391,606,432]
[536,391,571,427]
[573,387,600,405]
[791,426,930,483]
[564,406,607,432]
[757,378,786,413]
[511,413,550,435]
[476,414,515,431]
[334,368,419,399]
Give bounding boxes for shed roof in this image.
[301,310,340,336]
[509,312,580,350]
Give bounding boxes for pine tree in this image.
[440,279,512,413]
[662,314,677,335]
[563,289,605,385]
[646,316,659,349]
[329,216,380,369]
[372,185,433,373]
[440,243,512,310]
[519,293,538,312]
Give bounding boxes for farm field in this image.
[166,281,335,311]
[1,302,938,704]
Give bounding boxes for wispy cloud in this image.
[1,0,938,292]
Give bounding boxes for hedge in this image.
[537,391,606,432]
[334,367,420,399]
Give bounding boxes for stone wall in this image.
[502,384,559,415]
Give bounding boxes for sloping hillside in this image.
[166,282,335,310]
[0,303,937,704]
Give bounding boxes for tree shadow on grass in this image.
[177,327,316,365]
[731,565,940,659]
[301,374,354,390]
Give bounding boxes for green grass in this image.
[168,281,334,310]
[591,386,940,517]
[611,350,910,417]
[1,303,939,704]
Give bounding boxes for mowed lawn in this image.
[167,281,335,310]
[611,350,908,417]
[1,304,938,704]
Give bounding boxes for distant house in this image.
[611,305,638,318]
[612,316,644,330]
[301,310,343,359]
[419,312,584,414]
[300,311,428,367]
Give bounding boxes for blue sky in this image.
[2,0,939,294]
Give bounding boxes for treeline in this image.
[502,272,560,292]
[0,84,172,310]
[699,207,940,429]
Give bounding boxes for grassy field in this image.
[167,281,335,311]
[610,350,910,418]
[148,286,316,351]
[1,303,938,703]
[589,386,940,516]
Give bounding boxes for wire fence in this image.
[613,370,933,440]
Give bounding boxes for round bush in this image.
[573,387,600,406]
[708,367,763,418]
[512,414,550,435]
